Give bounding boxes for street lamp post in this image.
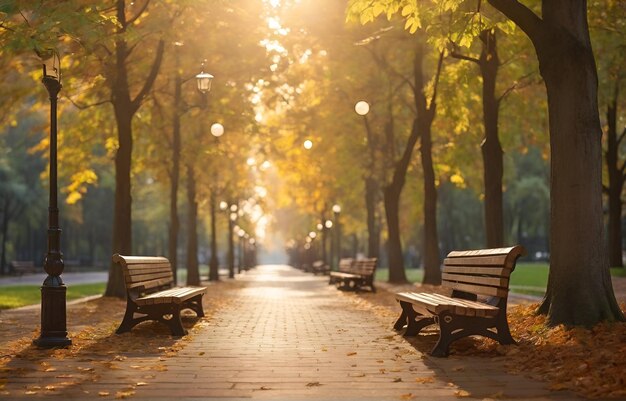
[34,52,71,348]
[324,219,333,268]
[237,228,245,273]
[332,204,342,269]
[208,123,224,282]
[228,204,237,278]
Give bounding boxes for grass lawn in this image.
[376,262,626,297]
[0,282,106,310]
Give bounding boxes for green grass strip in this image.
[0,282,106,310]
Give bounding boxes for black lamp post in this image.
[237,228,245,273]
[227,204,237,278]
[207,123,224,282]
[333,204,341,268]
[34,52,71,348]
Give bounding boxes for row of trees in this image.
[1,1,625,327]
[253,0,625,327]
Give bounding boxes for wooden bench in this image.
[393,246,525,357]
[10,260,38,276]
[329,257,377,292]
[113,254,207,336]
[311,260,329,275]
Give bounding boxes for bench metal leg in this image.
[398,301,435,336]
[186,294,205,318]
[162,305,186,336]
[495,311,516,345]
[116,299,145,334]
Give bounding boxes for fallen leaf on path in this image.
[347,352,357,356]
[98,391,110,396]
[415,377,434,384]
[399,393,414,400]
[136,382,147,386]
[306,382,322,387]
[393,377,402,382]
[454,389,471,397]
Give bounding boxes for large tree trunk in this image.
[490,0,625,325]
[479,30,505,248]
[605,88,624,268]
[105,0,165,298]
[168,74,182,283]
[420,116,441,285]
[365,177,380,258]
[186,163,200,286]
[209,190,219,281]
[106,104,133,298]
[384,169,407,283]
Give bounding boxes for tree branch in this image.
[497,71,536,103]
[487,0,543,41]
[130,39,165,112]
[65,96,110,109]
[450,50,480,64]
[428,51,445,113]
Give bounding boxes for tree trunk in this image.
[490,0,626,325]
[0,199,10,275]
[168,74,182,283]
[420,115,441,285]
[105,0,165,298]
[227,216,235,278]
[479,30,505,248]
[605,89,624,268]
[384,174,407,283]
[365,177,380,258]
[209,190,219,281]
[106,105,133,298]
[186,163,200,286]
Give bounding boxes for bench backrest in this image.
[338,258,354,273]
[353,257,377,276]
[442,246,525,300]
[112,254,174,297]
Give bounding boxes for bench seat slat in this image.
[136,286,206,306]
[442,272,508,288]
[396,292,499,318]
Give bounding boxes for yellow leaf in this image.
[347,352,357,356]
[99,391,110,396]
[455,389,471,397]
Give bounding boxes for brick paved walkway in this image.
[1,264,582,400]
[126,264,574,400]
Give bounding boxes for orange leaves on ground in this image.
[454,302,626,399]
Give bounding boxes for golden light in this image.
[210,123,224,137]
[325,220,333,229]
[355,100,370,116]
[332,204,341,213]
[303,139,313,149]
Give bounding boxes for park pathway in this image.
[121,264,575,400]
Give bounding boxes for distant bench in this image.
[311,260,329,275]
[329,257,377,292]
[10,260,38,276]
[393,246,525,357]
[113,254,207,336]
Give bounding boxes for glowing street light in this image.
[210,122,224,137]
[355,100,370,116]
[303,139,313,150]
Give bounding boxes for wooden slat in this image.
[136,286,206,306]
[444,254,509,267]
[442,272,508,288]
[126,263,172,272]
[443,265,510,277]
[126,266,173,278]
[112,254,169,266]
[125,271,173,285]
[443,280,508,298]
[128,277,173,291]
[446,246,520,258]
[396,291,499,318]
